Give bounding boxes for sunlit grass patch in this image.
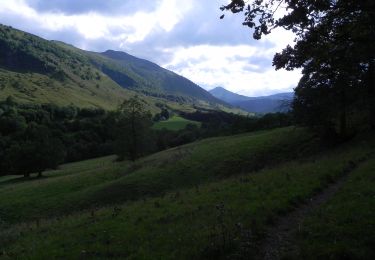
[152,115,201,131]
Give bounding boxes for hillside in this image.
[0,24,229,112]
[210,87,293,113]
[1,127,374,258]
[0,25,132,110]
[99,50,224,104]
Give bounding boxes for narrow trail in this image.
[258,158,366,260]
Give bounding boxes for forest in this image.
[0,95,292,177]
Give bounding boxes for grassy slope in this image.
[0,69,132,110]
[0,25,243,114]
[0,65,238,114]
[152,115,201,131]
[297,157,375,260]
[99,50,224,105]
[0,127,314,224]
[0,25,133,110]
[0,128,374,259]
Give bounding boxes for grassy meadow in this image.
[0,127,374,259]
[297,158,375,259]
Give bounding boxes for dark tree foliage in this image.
[153,108,170,122]
[3,124,66,177]
[115,96,153,161]
[181,110,292,136]
[154,111,292,151]
[160,108,170,120]
[0,97,292,177]
[222,0,375,137]
[0,100,117,176]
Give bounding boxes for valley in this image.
[209,87,294,114]
[0,0,373,258]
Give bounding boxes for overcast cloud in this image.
[0,0,301,96]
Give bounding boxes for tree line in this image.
[0,96,292,178]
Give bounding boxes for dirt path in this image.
[258,159,363,260]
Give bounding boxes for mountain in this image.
[250,92,294,101]
[207,86,250,103]
[99,50,220,104]
[210,87,294,113]
[0,24,229,112]
[234,98,292,114]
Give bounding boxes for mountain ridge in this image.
[100,50,223,104]
[209,86,293,113]
[0,24,231,112]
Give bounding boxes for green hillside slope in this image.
[0,24,231,112]
[0,128,374,259]
[0,25,133,109]
[0,127,313,224]
[100,50,224,104]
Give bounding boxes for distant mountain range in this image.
[209,87,294,114]
[0,24,232,112]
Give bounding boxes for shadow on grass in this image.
[0,175,48,186]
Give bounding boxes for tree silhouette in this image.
[115,96,152,161]
[4,124,65,177]
[222,0,375,135]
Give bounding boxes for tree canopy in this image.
[4,124,65,177]
[115,96,153,161]
[222,0,375,137]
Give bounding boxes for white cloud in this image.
[163,43,301,96]
[264,27,296,52]
[0,0,193,42]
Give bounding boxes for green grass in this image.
[0,68,131,110]
[152,115,201,130]
[0,66,243,114]
[0,128,374,259]
[0,127,314,225]
[0,175,19,184]
[295,157,375,260]
[0,156,128,224]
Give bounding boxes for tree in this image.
[4,125,66,177]
[160,108,170,120]
[221,0,375,135]
[0,110,27,135]
[115,96,153,161]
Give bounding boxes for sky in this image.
[0,0,301,96]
